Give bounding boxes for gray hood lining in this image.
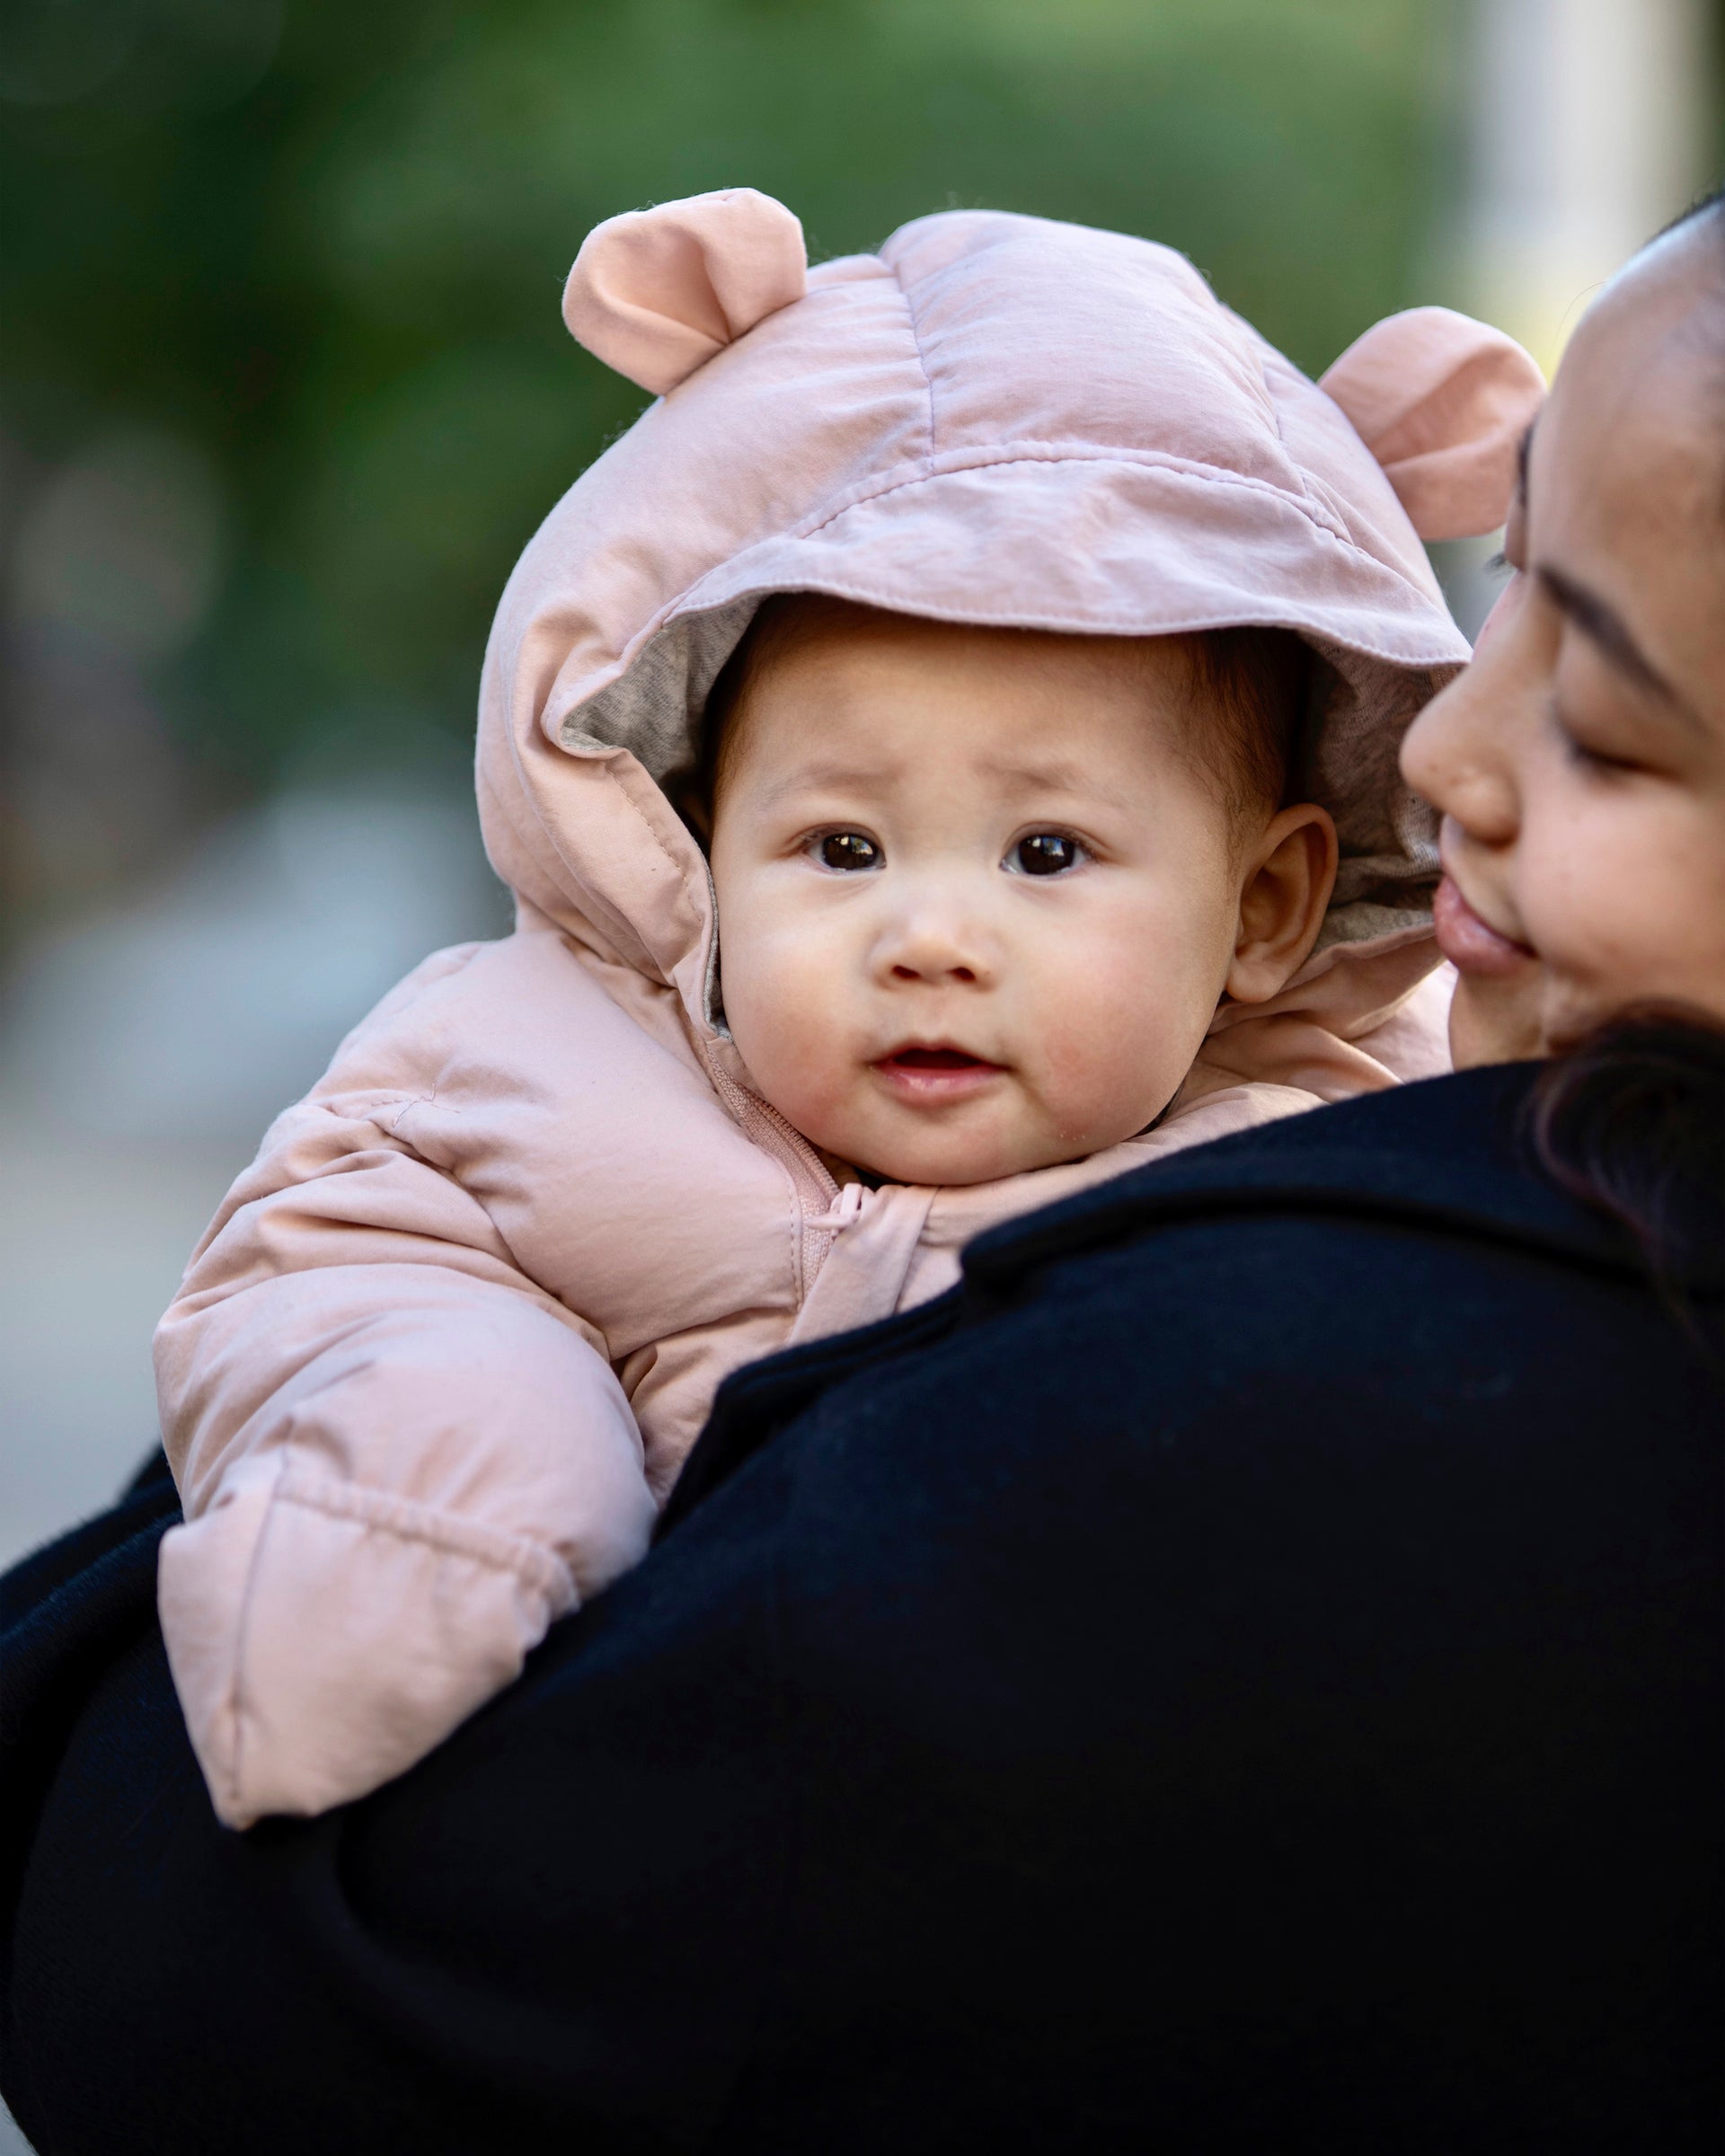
[560,593,1445,977]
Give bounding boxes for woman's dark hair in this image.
[1528,1008,1724,1339]
[1659,181,1725,242]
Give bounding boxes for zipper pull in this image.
[809,1181,869,1233]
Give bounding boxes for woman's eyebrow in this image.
[1536,563,1700,727]
[1516,422,1533,509]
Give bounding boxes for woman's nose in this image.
[1401,588,1529,850]
[1403,685,1521,848]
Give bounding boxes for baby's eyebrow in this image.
[985,756,1101,794]
[753,754,1109,806]
[753,761,892,804]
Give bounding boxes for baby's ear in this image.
[1319,306,1545,541]
[562,188,808,396]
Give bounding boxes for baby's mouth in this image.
[873,1044,1006,1101]
[887,1047,991,1070]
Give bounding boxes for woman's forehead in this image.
[1535,253,1725,733]
[1543,229,1722,534]
[1564,219,1725,448]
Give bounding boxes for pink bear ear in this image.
[562,188,808,396]
[1319,305,1545,542]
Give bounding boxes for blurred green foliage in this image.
[2,0,1449,789]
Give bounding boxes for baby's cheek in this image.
[1029,943,1205,1138]
[730,956,857,1126]
[770,1035,858,1132]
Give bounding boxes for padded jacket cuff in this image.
[158,1459,583,1829]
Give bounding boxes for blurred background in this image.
[1,7,1720,2129]
[0,0,1720,1558]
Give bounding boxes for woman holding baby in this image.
[0,192,1720,2152]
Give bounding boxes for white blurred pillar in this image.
[1463,0,1715,373]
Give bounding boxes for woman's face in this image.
[1401,216,1725,1067]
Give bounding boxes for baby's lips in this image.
[871,1043,1009,1104]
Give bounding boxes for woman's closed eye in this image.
[1556,710,1638,775]
[1551,682,1676,780]
[1005,832,1085,876]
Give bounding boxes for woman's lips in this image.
[1432,873,1535,978]
[872,1045,1005,1103]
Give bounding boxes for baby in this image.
[702,598,1330,1194]
[155,190,1541,1826]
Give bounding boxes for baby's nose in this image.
[891,956,979,985]
[873,897,997,988]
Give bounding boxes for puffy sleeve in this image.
[154,944,659,1829]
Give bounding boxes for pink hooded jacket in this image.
[155,191,1543,1828]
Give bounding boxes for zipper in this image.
[705,1057,842,1302]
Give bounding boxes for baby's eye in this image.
[816,831,882,871]
[1008,833,1083,876]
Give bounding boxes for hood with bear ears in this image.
[476,189,1543,1038]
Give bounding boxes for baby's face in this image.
[709,609,1278,1186]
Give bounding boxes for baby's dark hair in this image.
[1183,623,1312,826]
[680,593,1311,841]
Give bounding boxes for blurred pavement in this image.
[0,780,509,1571]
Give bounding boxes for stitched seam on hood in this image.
[652,570,1466,674]
[1249,337,1354,548]
[886,248,938,465]
[781,439,1315,540]
[544,771,673,977]
[544,453,1464,746]
[482,738,600,939]
[791,444,1431,578]
[600,755,702,969]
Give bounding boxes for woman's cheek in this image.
[1520,786,1636,963]
[1514,788,1703,1034]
